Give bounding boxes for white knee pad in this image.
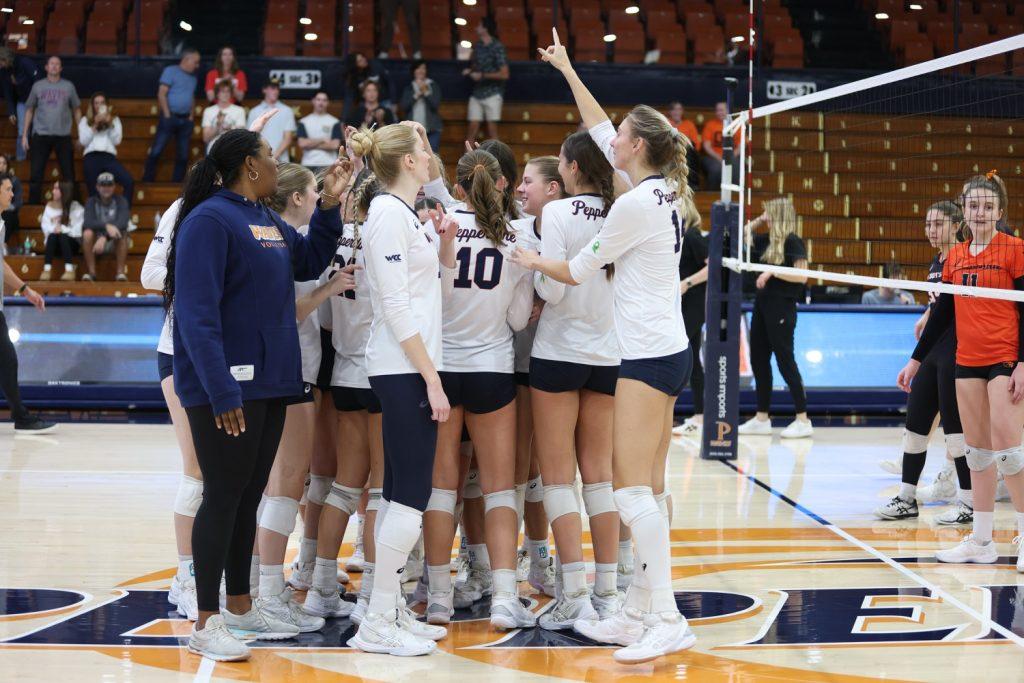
[366,487,383,512]
[463,469,482,499]
[173,475,203,517]
[426,487,457,514]
[325,483,363,515]
[996,446,1024,476]
[484,489,517,514]
[307,475,332,505]
[902,429,930,454]
[965,445,995,472]
[259,496,299,537]
[377,501,423,554]
[582,481,617,517]
[525,475,544,503]
[945,433,966,460]
[542,483,579,523]
[614,486,660,527]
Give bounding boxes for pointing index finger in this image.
[552,27,561,47]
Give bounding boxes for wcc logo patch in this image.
[249,224,286,248]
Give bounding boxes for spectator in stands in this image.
[247,78,295,162]
[667,101,700,190]
[0,174,55,434]
[202,80,247,153]
[343,52,392,123]
[39,180,83,282]
[143,49,200,183]
[701,101,740,190]
[0,154,23,236]
[379,0,421,60]
[463,18,509,143]
[82,172,131,282]
[204,46,247,104]
[861,262,915,305]
[297,91,342,176]
[401,61,442,152]
[79,92,134,205]
[346,81,396,130]
[0,48,40,162]
[23,56,81,205]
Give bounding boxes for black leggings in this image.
[750,295,807,413]
[369,373,438,511]
[0,311,30,423]
[44,233,79,265]
[683,287,706,414]
[186,398,287,611]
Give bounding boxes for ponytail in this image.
[457,150,509,245]
[561,132,615,279]
[478,139,521,220]
[626,104,696,218]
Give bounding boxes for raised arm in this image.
[537,28,610,131]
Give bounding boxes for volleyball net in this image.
[727,33,1024,303]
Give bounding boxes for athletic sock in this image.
[561,561,587,595]
[974,511,994,544]
[427,564,452,593]
[367,502,421,615]
[618,539,633,566]
[898,483,917,501]
[527,538,549,565]
[357,563,375,603]
[177,556,194,581]
[312,557,337,593]
[958,488,974,507]
[594,562,617,594]
[468,543,490,570]
[620,487,678,615]
[258,564,285,597]
[492,568,517,596]
[297,537,317,565]
[901,451,927,494]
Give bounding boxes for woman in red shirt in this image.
[205,46,247,104]
[899,172,1024,568]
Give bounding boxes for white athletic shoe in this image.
[288,560,314,591]
[425,589,454,625]
[573,606,646,646]
[591,590,625,620]
[935,534,999,564]
[779,418,813,439]
[538,589,598,630]
[527,557,556,597]
[176,577,199,621]
[917,464,956,504]
[672,418,702,437]
[935,501,973,526]
[874,495,919,520]
[878,458,903,475]
[168,574,182,606]
[737,416,772,436]
[453,567,490,608]
[350,599,368,626]
[397,600,447,641]
[613,612,696,664]
[490,592,537,630]
[453,552,469,582]
[1014,536,1024,573]
[337,566,351,584]
[221,598,300,640]
[187,615,250,661]
[347,609,437,656]
[616,560,634,593]
[516,548,530,582]
[302,587,355,618]
[263,588,325,633]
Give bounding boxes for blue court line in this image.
[16,333,160,346]
[718,459,831,526]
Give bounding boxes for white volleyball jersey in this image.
[140,199,181,355]
[328,223,373,388]
[511,217,540,373]
[294,224,323,385]
[532,195,619,366]
[440,210,534,373]
[363,193,443,376]
[568,175,688,360]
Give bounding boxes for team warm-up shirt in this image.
[362,193,443,376]
[294,224,322,385]
[943,231,1024,366]
[440,210,534,373]
[328,222,373,388]
[568,175,688,360]
[140,199,182,355]
[511,217,540,373]
[532,195,619,366]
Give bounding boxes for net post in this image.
[700,200,741,460]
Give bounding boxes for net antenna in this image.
[726,33,1024,303]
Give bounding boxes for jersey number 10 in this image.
[453,246,503,290]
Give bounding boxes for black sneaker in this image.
[14,417,58,435]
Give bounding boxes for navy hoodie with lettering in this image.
[172,189,342,414]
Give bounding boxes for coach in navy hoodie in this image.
[164,128,351,648]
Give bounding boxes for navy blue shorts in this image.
[316,328,334,390]
[369,373,438,511]
[157,352,173,381]
[440,371,517,414]
[331,386,382,414]
[515,371,530,387]
[285,382,316,405]
[619,348,693,397]
[529,357,619,396]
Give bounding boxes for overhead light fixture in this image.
[304,32,318,40]
[460,39,472,48]
[603,33,616,42]
[178,20,192,31]
[22,17,34,24]
[875,12,889,19]
[625,6,639,14]
[463,0,477,5]
[454,17,467,26]
[0,8,13,13]
[909,3,923,9]
[299,17,311,25]
[731,35,744,42]
[348,25,353,32]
